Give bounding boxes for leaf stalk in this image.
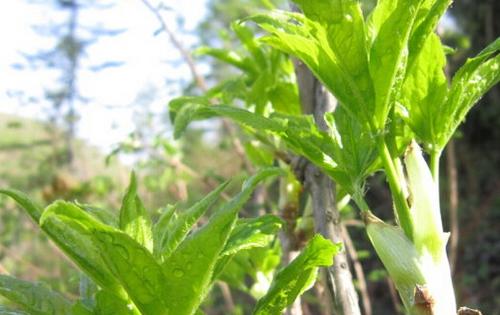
[377,138,414,241]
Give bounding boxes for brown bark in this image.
[293,56,361,315]
[342,225,372,315]
[446,140,459,274]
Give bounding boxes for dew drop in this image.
[344,14,353,22]
[173,268,184,277]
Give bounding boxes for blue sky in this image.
[0,0,208,151]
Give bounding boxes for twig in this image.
[284,250,303,315]
[216,281,236,314]
[386,277,403,314]
[446,140,459,274]
[140,0,207,90]
[291,31,361,312]
[140,0,254,174]
[343,219,364,228]
[167,157,231,201]
[342,224,372,315]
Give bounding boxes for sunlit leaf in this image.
[247,10,373,127]
[400,33,448,151]
[368,0,422,128]
[436,38,500,149]
[222,214,283,257]
[119,172,154,252]
[0,275,72,315]
[39,203,126,297]
[161,168,282,315]
[95,290,140,315]
[153,205,176,257]
[76,202,118,227]
[41,202,166,315]
[158,181,229,260]
[253,234,340,315]
[0,189,43,223]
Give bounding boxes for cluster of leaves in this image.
[168,0,499,312]
[172,0,499,202]
[0,168,341,315]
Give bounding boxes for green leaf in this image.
[232,22,267,68]
[267,82,301,115]
[246,71,272,114]
[400,33,448,151]
[95,290,140,315]
[253,234,340,315]
[39,202,125,297]
[221,214,283,257]
[293,0,374,117]
[247,10,373,127]
[76,202,118,227]
[0,189,43,222]
[195,47,255,74]
[0,305,29,315]
[364,211,425,310]
[0,275,72,315]
[170,102,357,191]
[70,301,94,315]
[436,38,500,149]
[213,215,283,281]
[243,141,274,167]
[368,0,422,128]
[153,205,176,257]
[171,102,284,139]
[408,0,452,69]
[224,247,279,293]
[41,202,167,315]
[219,245,281,299]
[119,172,153,252]
[324,106,380,191]
[159,181,229,260]
[162,168,283,315]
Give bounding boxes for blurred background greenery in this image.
[0,0,498,314]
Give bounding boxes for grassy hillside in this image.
[0,113,128,198]
[0,114,130,293]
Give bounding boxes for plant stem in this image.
[377,139,414,240]
[290,15,362,310]
[430,150,441,187]
[305,162,360,315]
[352,193,370,213]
